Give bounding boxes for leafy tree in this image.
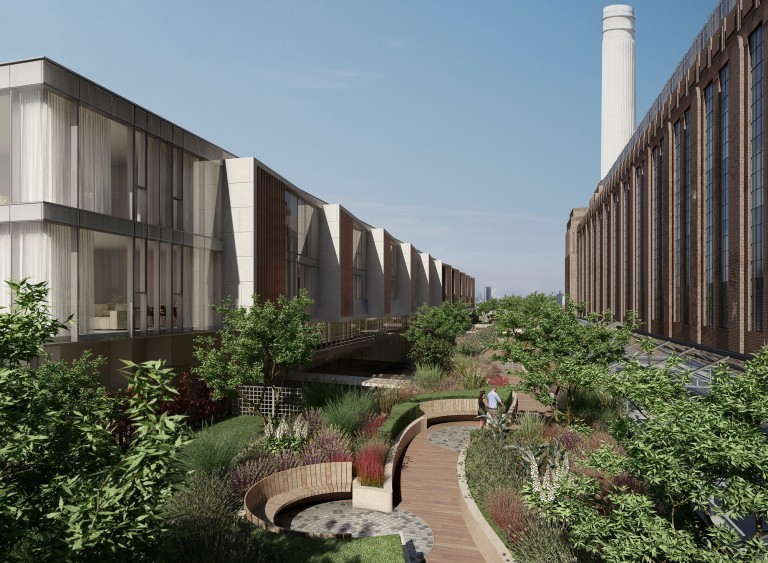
[0,280,188,560]
[608,354,768,540]
[403,301,472,369]
[495,294,636,424]
[0,278,71,367]
[193,289,323,417]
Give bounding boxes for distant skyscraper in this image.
[484,286,496,301]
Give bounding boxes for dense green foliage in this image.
[159,472,273,562]
[0,280,188,561]
[468,292,768,562]
[404,301,472,369]
[412,362,446,389]
[322,389,378,435]
[496,293,635,424]
[0,278,72,368]
[176,421,251,476]
[193,289,323,417]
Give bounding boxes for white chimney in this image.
[601,4,636,179]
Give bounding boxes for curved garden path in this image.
[396,420,481,562]
[395,361,550,561]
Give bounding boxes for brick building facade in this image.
[565,0,768,355]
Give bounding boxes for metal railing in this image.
[315,314,411,349]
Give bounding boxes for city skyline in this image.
[0,0,716,296]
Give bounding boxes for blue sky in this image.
[0,0,716,296]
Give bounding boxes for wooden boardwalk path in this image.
[395,360,549,561]
[396,421,481,562]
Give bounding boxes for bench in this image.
[419,395,519,425]
[418,398,481,423]
[243,461,353,536]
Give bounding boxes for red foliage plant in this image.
[487,488,535,544]
[165,370,229,425]
[354,439,389,487]
[359,413,389,439]
[486,372,508,386]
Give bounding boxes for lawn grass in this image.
[268,532,404,562]
[197,415,264,449]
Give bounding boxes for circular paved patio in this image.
[276,500,433,562]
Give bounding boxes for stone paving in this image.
[427,424,475,452]
[276,500,433,562]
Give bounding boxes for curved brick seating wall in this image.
[243,462,353,536]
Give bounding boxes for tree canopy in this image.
[495,294,636,424]
[193,289,323,416]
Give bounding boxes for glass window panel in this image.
[13,222,75,338]
[133,237,146,334]
[183,152,197,233]
[147,136,159,225]
[109,118,132,218]
[135,130,146,189]
[183,245,193,329]
[12,86,76,206]
[0,90,9,204]
[159,242,171,330]
[159,140,172,227]
[79,230,130,335]
[79,106,132,218]
[172,244,182,330]
[147,239,158,333]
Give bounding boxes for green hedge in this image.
[378,401,422,442]
[411,387,514,405]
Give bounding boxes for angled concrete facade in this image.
[0,57,474,383]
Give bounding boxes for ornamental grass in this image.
[354,438,389,487]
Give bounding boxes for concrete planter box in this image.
[352,415,427,513]
[352,477,393,512]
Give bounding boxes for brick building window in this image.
[750,26,764,332]
[720,64,729,328]
[705,82,715,326]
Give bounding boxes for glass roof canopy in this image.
[610,332,765,542]
[612,330,747,395]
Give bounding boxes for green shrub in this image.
[176,423,245,475]
[451,354,487,390]
[465,430,527,502]
[508,522,578,563]
[570,387,626,426]
[378,401,422,442]
[408,335,454,371]
[159,472,274,562]
[413,363,447,390]
[322,389,377,435]
[514,412,545,444]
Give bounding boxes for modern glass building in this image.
[0,58,474,385]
